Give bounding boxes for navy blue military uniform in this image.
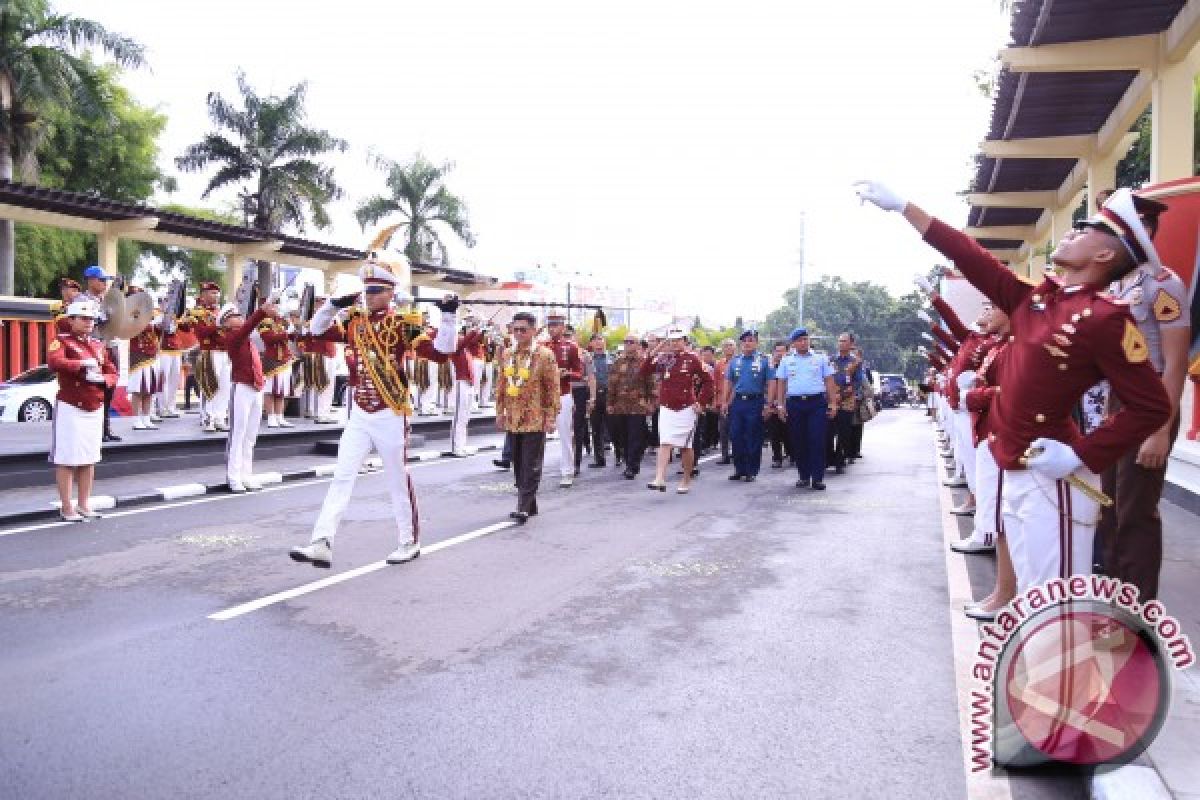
[725,333,774,478]
[776,328,836,488]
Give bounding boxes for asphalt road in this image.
[0,412,1086,799]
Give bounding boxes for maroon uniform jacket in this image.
[314,307,450,414]
[965,339,1011,448]
[639,350,714,411]
[226,308,267,390]
[179,303,226,351]
[546,335,583,395]
[449,330,482,384]
[47,332,118,411]
[924,219,1169,473]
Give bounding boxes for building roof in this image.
[1010,0,1187,47]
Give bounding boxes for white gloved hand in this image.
[914,274,934,295]
[1024,437,1083,480]
[79,358,98,369]
[917,309,932,324]
[920,332,934,342]
[853,180,907,212]
[85,369,106,384]
[955,370,977,391]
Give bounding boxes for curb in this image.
[1090,764,1173,800]
[1,444,499,528]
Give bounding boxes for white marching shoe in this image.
[385,540,421,564]
[950,538,996,554]
[290,538,332,568]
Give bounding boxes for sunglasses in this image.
[623,338,637,343]
[363,285,390,295]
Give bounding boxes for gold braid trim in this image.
[350,313,412,414]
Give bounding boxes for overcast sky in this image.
[62,0,1009,324]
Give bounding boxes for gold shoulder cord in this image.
[351,313,410,413]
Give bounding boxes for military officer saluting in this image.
[772,327,837,490]
[719,329,773,481]
[857,181,1170,591]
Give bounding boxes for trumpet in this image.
[1020,446,1113,507]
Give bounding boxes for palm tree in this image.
[355,154,476,265]
[175,72,347,290]
[0,0,145,293]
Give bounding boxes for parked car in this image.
[0,365,57,422]
[878,373,909,409]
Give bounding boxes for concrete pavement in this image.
[0,411,1098,798]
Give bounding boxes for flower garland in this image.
[502,347,534,397]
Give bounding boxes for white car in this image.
[0,365,58,422]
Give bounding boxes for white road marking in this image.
[936,438,1013,799]
[208,520,516,621]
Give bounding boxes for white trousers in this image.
[226,383,263,485]
[422,362,439,414]
[967,442,1001,546]
[449,381,473,451]
[953,408,975,490]
[201,351,232,425]
[470,357,484,409]
[556,391,574,477]
[159,353,182,413]
[315,356,336,418]
[311,405,417,545]
[1002,467,1101,592]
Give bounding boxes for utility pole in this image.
[796,211,806,327]
[626,287,632,330]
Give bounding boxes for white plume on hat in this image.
[360,252,414,305]
[218,303,240,325]
[65,299,99,318]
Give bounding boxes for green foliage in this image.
[355,153,476,264]
[760,275,926,378]
[15,225,140,296]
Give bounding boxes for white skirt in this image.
[49,400,103,466]
[658,406,698,448]
[263,370,293,397]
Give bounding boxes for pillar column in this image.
[97,232,119,276]
[1087,152,1119,215]
[225,250,242,298]
[1151,49,1199,183]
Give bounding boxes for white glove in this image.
[955,370,977,391]
[917,309,932,324]
[79,358,98,369]
[920,332,933,342]
[85,369,106,384]
[914,274,934,295]
[853,180,907,212]
[1024,437,1083,481]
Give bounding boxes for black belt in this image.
[734,393,763,400]
[788,393,825,401]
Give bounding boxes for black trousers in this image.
[648,408,660,447]
[701,410,719,452]
[511,432,546,514]
[718,410,731,460]
[826,409,855,468]
[766,414,791,463]
[846,422,864,459]
[610,413,647,475]
[589,387,609,462]
[571,385,590,468]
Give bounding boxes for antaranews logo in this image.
[967,575,1194,771]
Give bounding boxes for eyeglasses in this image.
[363,286,390,295]
[623,338,637,343]
[511,326,531,333]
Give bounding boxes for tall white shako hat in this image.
[65,299,99,318]
[359,254,413,305]
[1078,188,1168,270]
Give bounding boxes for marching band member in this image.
[220,299,277,493]
[179,281,230,433]
[52,278,82,333]
[641,327,714,494]
[296,297,339,424]
[480,324,499,408]
[257,311,295,428]
[466,315,486,411]
[290,259,460,568]
[47,299,117,521]
[447,320,483,456]
[857,181,1170,590]
[546,312,583,488]
[126,286,162,431]
[81,266,120,442]
[157,302,186,419]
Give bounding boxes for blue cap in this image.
[789,327,809,341]
[738,329,758,341]
[82,266,113,281]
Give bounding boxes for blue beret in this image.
[789,327,809,341]
[738,329,758,341]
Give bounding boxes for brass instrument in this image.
[234,273,259,317]
[1020,446,1113,507]
[298,284,316,323]
[95,275,154,342]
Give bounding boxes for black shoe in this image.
[795,478,810,488]
[493,459,511,469]
[811,481,827,490]
[574,467,581,477]
[623,469,636,479]
[771,460,783,469]
[589,461,606,468]
[728,473,744,481]
[647,481,666,492]
[743,475,756,482]
[509,511,529,524]
[717,457,731,465]
[614,458,624,467]
[103,432,122,443]
[834,465,845,475]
